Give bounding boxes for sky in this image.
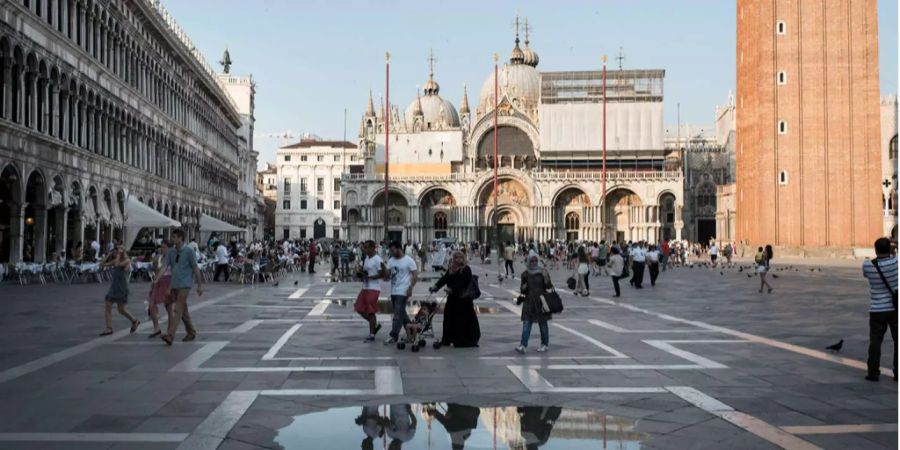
[162,0,898,169]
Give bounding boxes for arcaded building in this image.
[736,0,883,251]
[0,0,254,262]
[342,25,684,245]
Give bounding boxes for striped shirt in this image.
[862,257,898,313]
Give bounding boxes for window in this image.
[301,200,308,210]
[779,170,789,185]
[317,200,324,210]
[777,71,787,85]
[334,155,340,162]
[300,229,307,238]
[776,20,786,35]
[333,179,341,192]
[778,120,787,135]
[890,135,897,160]
[284,155,291,162]
[333,200,341,210]
[283,178,291,195]
[300,155,308,162]
[350,155,358,162]
[300,179,308,194]
[333,229,340,240]
[283,200,291,210]
[317,155,324,162]
[317,178,324,192]
[283,228,289,240]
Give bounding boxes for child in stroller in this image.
[397,301,437,352]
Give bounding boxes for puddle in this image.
[275,403,642,449]
[326,300,506,315]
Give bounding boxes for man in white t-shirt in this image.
[709,242,719,266]
[213,242,230,282]
[356,240,387,342]
[645,245,660,287]
[630,242,646,289]
[385,241,418,345]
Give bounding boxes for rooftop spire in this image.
[423,49,440,95]
[509,15,524,65]
[365,90,375,117]
[460,84,470,114]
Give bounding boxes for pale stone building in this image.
[0,0,247,262]
[342,24,683,245]
[276,139,360,240]
[881,95,898,241]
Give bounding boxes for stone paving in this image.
[0,256,896,449]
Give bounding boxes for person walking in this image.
[516,254,553,353]
[630,242,646,289]
[308,240,318,274]
[503,241,516,278]
[153,229,202,346]
[660,239,670,271]
[356,240,386,342]
[98,244,139,336]
[575,246,591,296]
[863,237,898,382]
[709,242,719,267]
[429,251,480,348]
[646,244,660,287]
[754,246,773,293]
[148,242,174,338]
[213,241,230,282]
[597,240,608,276]
[384,241,418,345]
[607,247,626,298]
[723,242,733,265]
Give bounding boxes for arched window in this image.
[387,209,403,226]
[433,212,447,230]
[565,212,579,231]
[696,183,716,210]
[890,134,897,160]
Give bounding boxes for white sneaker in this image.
[515,345,526,354]
[537,345,549,352]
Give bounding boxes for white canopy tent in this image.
[199,213,244,246]
[124,197,182,250]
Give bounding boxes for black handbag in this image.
[566,276,576,290]
[463,274,481,300]
[540,289,564,314]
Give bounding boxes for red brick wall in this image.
[736,0,883,249]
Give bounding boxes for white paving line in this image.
[585,296,895,376]
[325,286,336,296]
[550,323,629,358]
[780,423,899,435]
[288,287,308,299]
[177,390,260,450]
[0,433,188,442]
[666,386,821,450]
[588,319,722,334]
[261,324,302,360]
[0,289,245,385]
[217,304,313,309]
[203,319,298,334]
[307,300,331,316]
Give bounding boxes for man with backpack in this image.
[863,237,898,382]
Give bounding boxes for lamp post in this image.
[383,51,390,243]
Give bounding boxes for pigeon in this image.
[720,271,724,276]
[772,274,779,279]
[274,282,279,287]
[747,274,752,278]
[739,267,744,272]
[294,281,298,286]
[825,339,843,352]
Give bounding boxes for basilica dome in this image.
[404,73,460,130]
[478,37,540,116]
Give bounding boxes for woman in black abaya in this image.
[429,251,480,347]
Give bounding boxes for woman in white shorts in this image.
[755,246,773,293]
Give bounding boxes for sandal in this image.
[161,334,174,346]
[99,328,114,336]
[130,320,140,334]
[148,330,162,339]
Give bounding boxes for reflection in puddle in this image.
[327,299,504,315]
[275,403,642,449]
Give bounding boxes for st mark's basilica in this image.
[342,23,684,246]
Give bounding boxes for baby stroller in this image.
[397,294,443,352]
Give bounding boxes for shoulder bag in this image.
[871,259,898,310]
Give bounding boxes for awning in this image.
[124,197,182,250]
[199,213,244,233]
[110,202,124,227]
[97,199,111,223]
[82,199,97,226]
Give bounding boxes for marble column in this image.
[33,207,47,263]
[9,203,24,264]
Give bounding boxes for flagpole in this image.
[601,54,608,242]
[384,51,390,243]
[493,52,500,276]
